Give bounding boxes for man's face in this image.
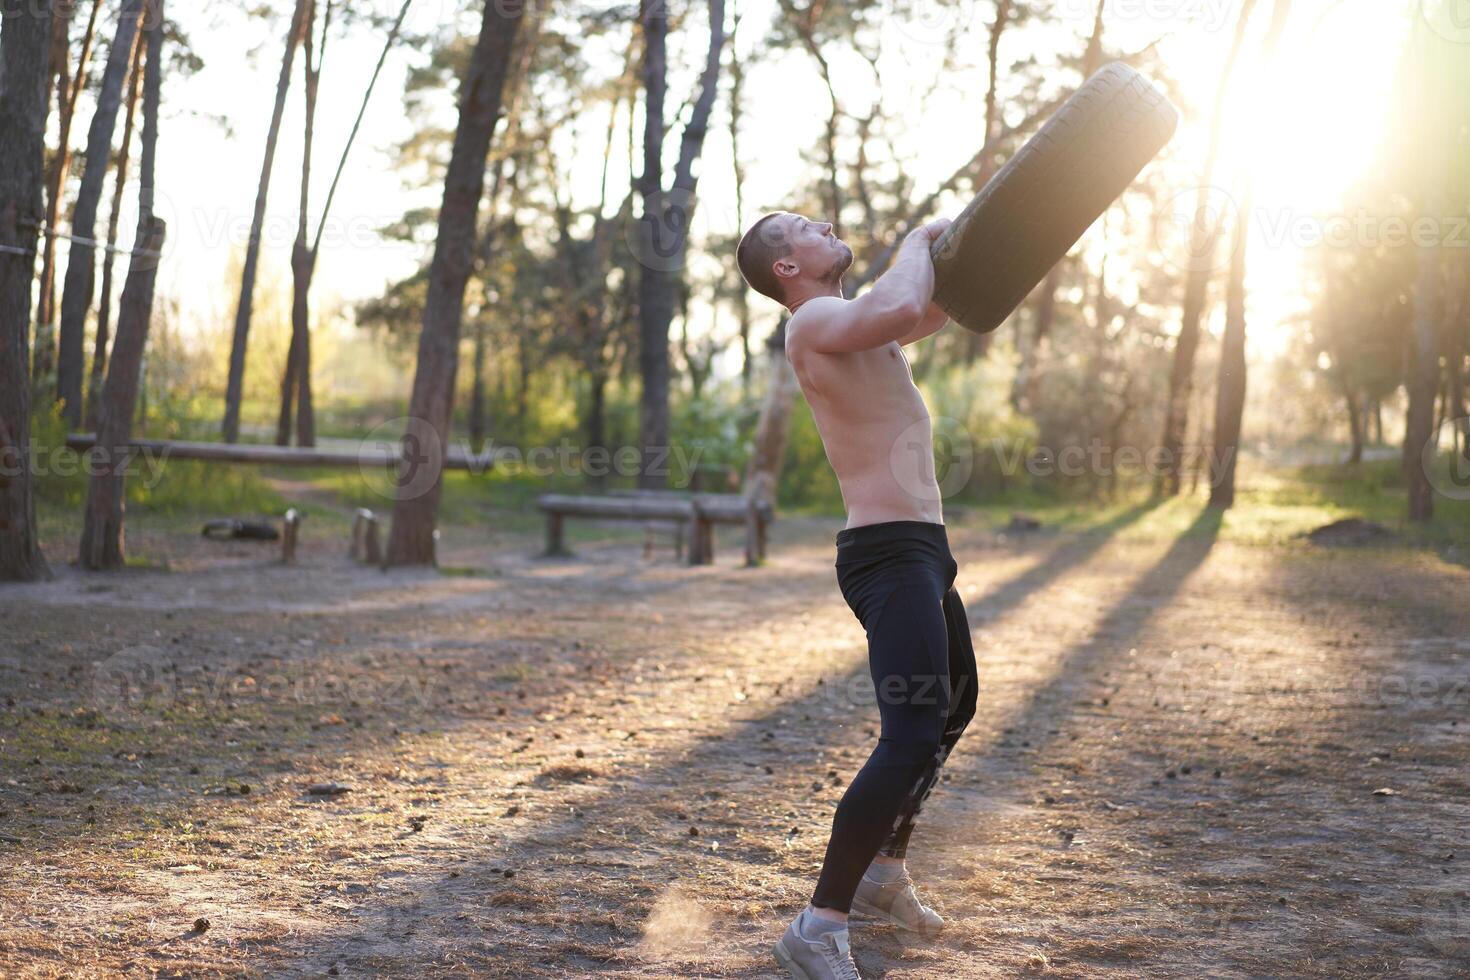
[783,213,853,284]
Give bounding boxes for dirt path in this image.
[2,507,1467,978]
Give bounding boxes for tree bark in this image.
[278,0,329,448]
[1012,0,1102,386]
[78,218,165,568]
[1343,385,1363,464]
[636,0,669,489]
[728,1,751,393]
[35,0,101,389]
[1208,180,1250,508]
[55,0,144,427]
[1405,223,1442,523]
[0,0,55,582]
[87,31,144,431]
[744,319,797,509]
[468,316,487,452]
[636,0,725,489]
[1210,0,1291,509]
[385,0,524,566]
[1158,0,1259,495]
[963,0,1012,363]
[221,0,308,443]
[79,1,164,570]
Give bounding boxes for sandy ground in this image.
[1,503,1468,978]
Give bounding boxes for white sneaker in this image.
[851,869,945,938]
[772,911,863,980]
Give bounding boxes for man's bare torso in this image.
[786,332,943,530]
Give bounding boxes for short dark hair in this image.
[737,212,794,304]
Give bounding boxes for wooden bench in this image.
[537,492,772,566]
[350,508,382,565]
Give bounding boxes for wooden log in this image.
[537,493,697,522]
[591,489,757,523]
[66,432,497,471]
[688,501,714,566]
[743,495,761,567]
[364,513,381,566]
[351,508,380,565]
[544,511,567,557]
[281,507,302,564]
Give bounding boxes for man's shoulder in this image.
[791,295,848,320]
[786,295,850,347]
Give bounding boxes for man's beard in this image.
[821,242,854,283]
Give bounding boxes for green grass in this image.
[33,429,1470,568]
[944,456,1470,558]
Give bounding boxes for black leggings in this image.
[811,520,978,914]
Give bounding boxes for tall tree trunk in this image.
[468,316,487,452]
[1158,0,1259,495]
[964,0,1012,363]
[1013,0,1102,395]
[86,32,144,431]
[35,0,101,389]
[514,333,530,436]
[385,0,524,566]
[1343,385,1363,464]
[636,0,725,489]
[1444,256,1468,461]
[586,367,608,490]
[728,1,751,393]
[28,2,67,388]
[0,0,55,582]
[1405,222,1442,523]
[278,0,328,448]
[1210,0,1291,509]
[636,0,670,489]
[1208,180,1250,508]
[222,0,308,443]
[744,319,797,509]
[78,0,164,570]
[55,0,144,427]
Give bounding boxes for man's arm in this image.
[899,301,949,346]
[788,218,951,354]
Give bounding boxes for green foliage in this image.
[777,397,843,512]
[922,351,1041,500]
[669,383,753,490]
[31,393,283,520]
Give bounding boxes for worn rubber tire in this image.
[930,62,1178,335]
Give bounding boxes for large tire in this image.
[931,62,1178,336]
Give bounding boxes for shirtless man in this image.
[736,212,978,980]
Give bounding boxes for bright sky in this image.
[102,0,1418,366]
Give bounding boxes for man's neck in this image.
[787,282,844,314]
